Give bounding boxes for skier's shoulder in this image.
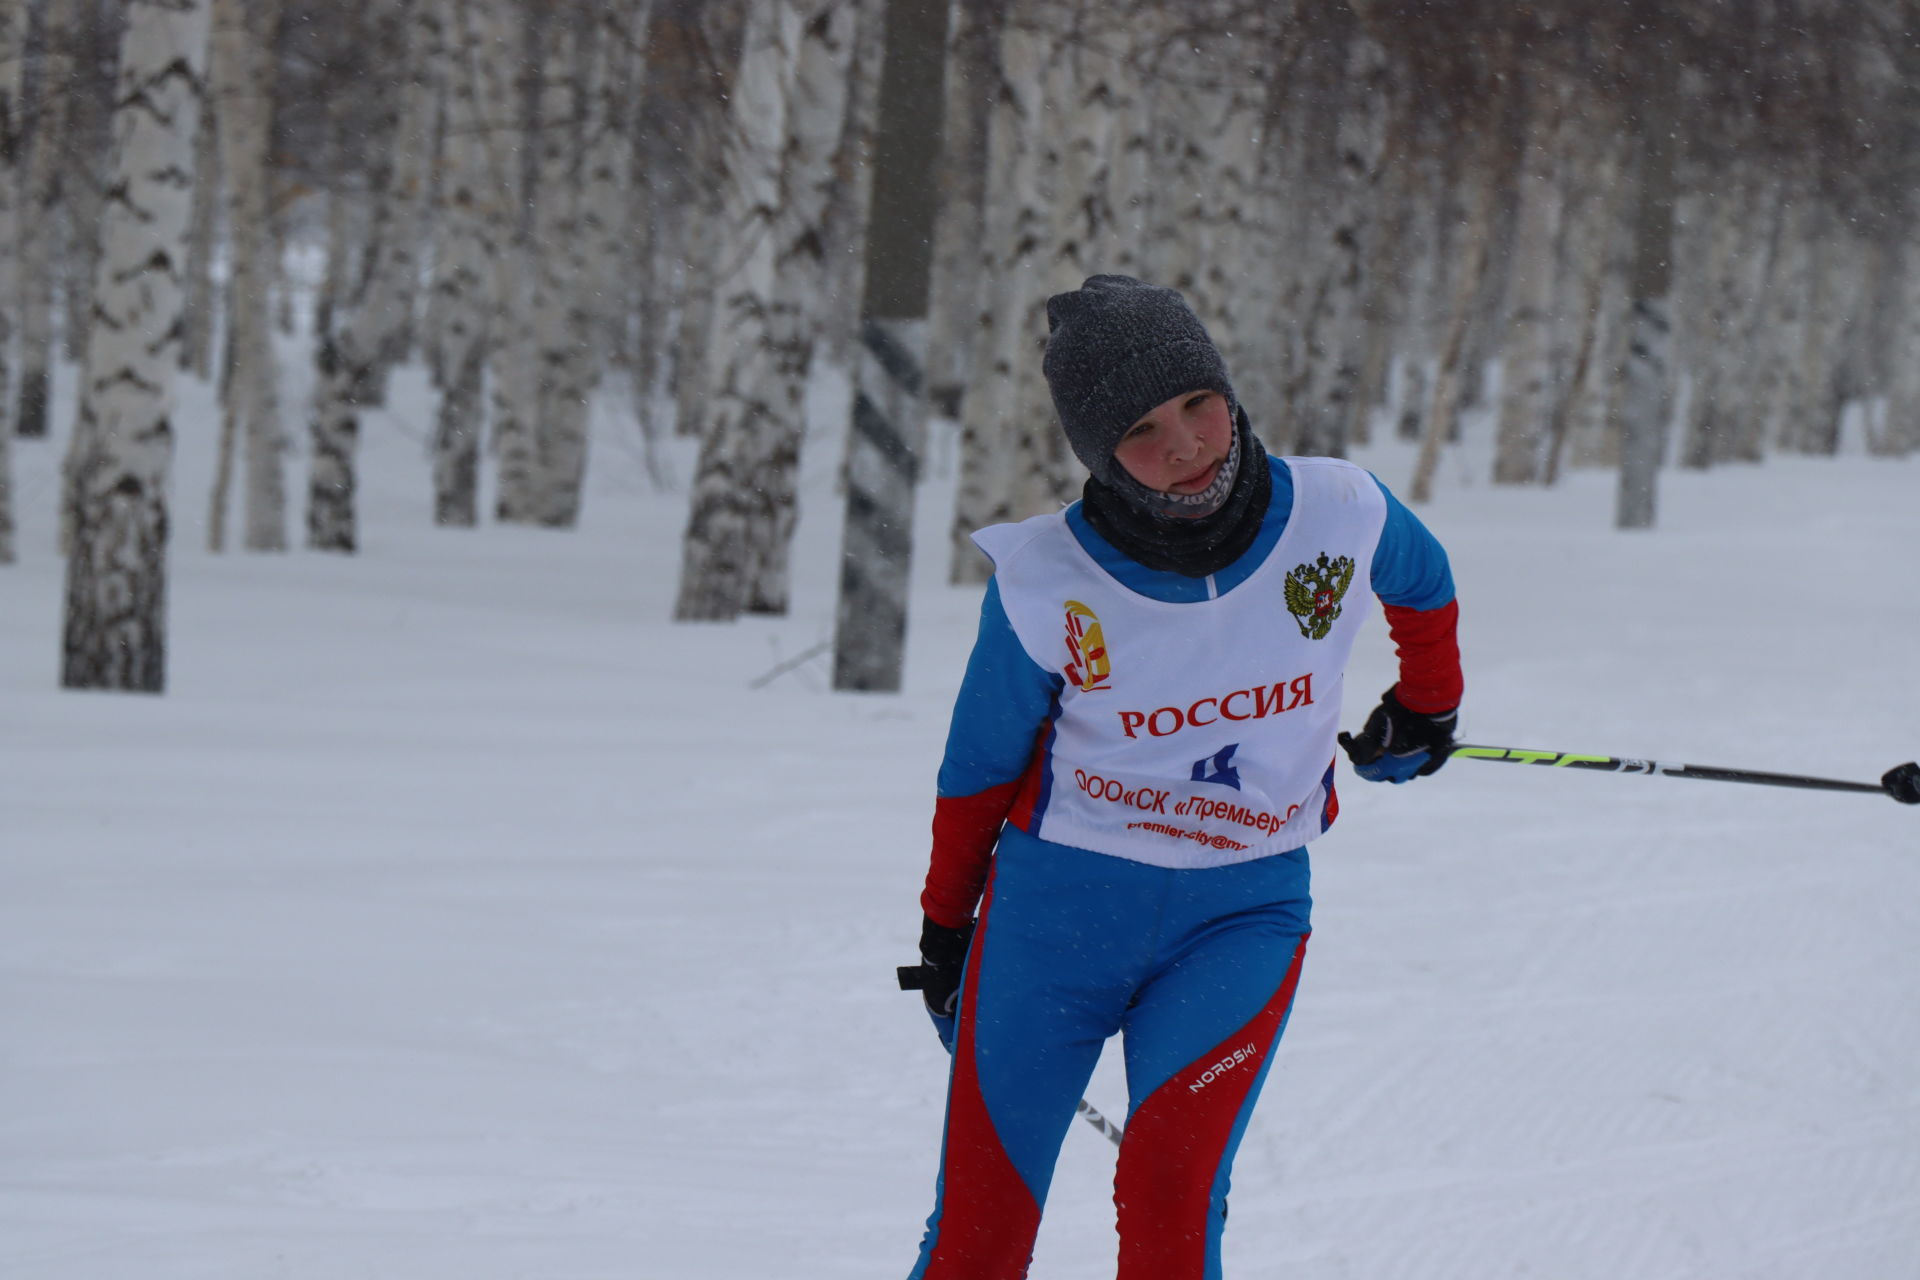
[1278,453,1381,494]
[970,509,1070,574]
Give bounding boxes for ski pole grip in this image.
[898,964,928,991]
[1884,762,1920,805]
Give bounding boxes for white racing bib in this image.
[975,457,1387,868]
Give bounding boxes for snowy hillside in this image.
[3,362,1917,1279]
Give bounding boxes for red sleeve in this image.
[1382,597,1463,714]
[919,781,1022,928]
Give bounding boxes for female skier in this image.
[900,275,1463,1280]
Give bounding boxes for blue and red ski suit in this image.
[910,456,1462,1280]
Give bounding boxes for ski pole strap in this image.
[1451,744,1914,800]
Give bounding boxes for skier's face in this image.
[1111,389,1233,498]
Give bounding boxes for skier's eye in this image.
[1186,393,1211,410]
[1122,420,1154,442]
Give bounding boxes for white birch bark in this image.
[1287,29,1390,458]
[1409,135,1501,504]
[673,0,796,620]
[1879,232,1920,457]
[1677,177,1746,470]
[527,16,594,530]
[1781,220,1862,456]
[369,0,445,379]
[1491,73,1566,485]
[924,0,997,416]
[667,2,747,440]
[946,15,1042,585]
[817,0,881,371]
[60,0,210,692]
[678,0,859,618]
[304,0,442,552]
[486,11,547,527]
[206,0,284,553]
[13,0,87,439]
[1005,4,1115,526]
[178,103,218,378]
[60,5,121,365]
[1752,191,1811,459]
[0,0,22,562]
[1541,123,1624,484]
[738,0,859,612]
[578,3,649,381]
[1616,89,1678,531]
[945,12,1058,585]
[1707,174,1783,465]
[428,0,516,528]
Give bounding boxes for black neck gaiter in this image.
[1079,406,1272,578]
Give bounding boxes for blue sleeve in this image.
[1368,474,1455,610]
[937,579,1064,798]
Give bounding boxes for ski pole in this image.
[1075,1097,1124,1147]
[1449,744,1920,803]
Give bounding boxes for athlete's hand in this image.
[1339,686,1457,783]
[897,915,975,1047]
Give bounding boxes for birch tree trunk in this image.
[1708,174,1784,464]
[0,0,22,561]
[1616,85,1678,531]
[13,0,86,439]
[673,0,797,620]
[1541,122,1623,485]
[924,0,998,418]
[667,2,747,440]
[304,0,443,552]
[1491,71,1566,485]
[487,13,548,528]
[61,0,211,692]
[1677,177,1746,470]
[1288,28,1390,458]
[947,13,1044,585]
[207,0,285,553]
[1780,220,1862,456]
[428,0,517,528]
[945,12,1066,586]
[817,0,882,371]
[369,0,445,380]
[536,9,637,527]
[178,103,219,378]
[1878,232,1920,457]
[60,4,121,365]
[1751,190,1811,460]
[578,3,649,384]
[738,0,860,612]
[1409,134,1501,504]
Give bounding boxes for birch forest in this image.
[5,0,1920,690]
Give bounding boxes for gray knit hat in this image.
[1041,275,1235,486]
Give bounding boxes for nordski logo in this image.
[1190,744,1242,790]
[1062,600,1111,692]
[1189,1043,1260,1093]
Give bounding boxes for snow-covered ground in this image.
[4,353,1917,1279]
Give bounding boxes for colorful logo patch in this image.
[1063,599,1111,691]
[1284,552,1356,640]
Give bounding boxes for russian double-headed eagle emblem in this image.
[1284,552,1356,640]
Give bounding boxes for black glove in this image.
[1338,686,1458,783]
[1885,761,1920,805]
[897,915,974,1020]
